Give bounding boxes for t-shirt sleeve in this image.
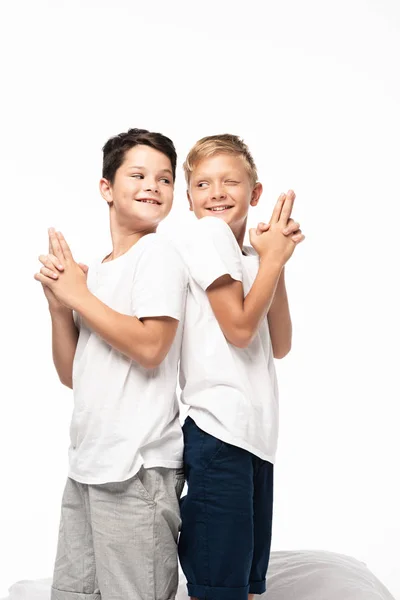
[183,217,243,291]
[132,237,188,321]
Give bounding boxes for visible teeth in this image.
[210,206,230,211]
[139,200,159,204]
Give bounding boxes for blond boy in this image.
[178,135,304,600]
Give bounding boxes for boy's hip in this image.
[67,424,184,484]
[184,408,277,464]
[182,416,273,484]
[53,467,185,600]
[65,465,185,511]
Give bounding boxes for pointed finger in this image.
[48,228,65,261]
[270,194,286,224]
[279,190,296,225]
[56,231,73,261]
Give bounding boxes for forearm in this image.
[208,258,284,348]
[267,268,292,358]
[74,292,163,368]
[50,308,79,388]
[241,258,284,336]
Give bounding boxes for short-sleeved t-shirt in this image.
[69,234,188,484]
[178,217,279,463]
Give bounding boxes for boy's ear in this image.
[250,182,263,207]
[187,190,194,211]
[99,178,113,206]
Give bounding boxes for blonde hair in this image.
[183,134,258,186]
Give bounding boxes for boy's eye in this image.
[226,180,239,185]
[131,174,144,179]
[197,182,208,188]
[160,178,171,184]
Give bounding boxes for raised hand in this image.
[249,191,304,266]
[35,231,90,310]
[39,228,68,311]
[38,228,89,311]
[282,217,304,244]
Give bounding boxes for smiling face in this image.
[100,144,174,231]
[187,153,262,240]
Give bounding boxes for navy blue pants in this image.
[178,417,274,600]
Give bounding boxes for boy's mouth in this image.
[135,197,161,206]
[205,205,233,213]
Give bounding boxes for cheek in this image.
[164,191,174,209]
[190,193,206,212]
[118,181,135,198]
[236,192,251,210]
[191,203,204,216]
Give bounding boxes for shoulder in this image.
[183,217,238,251]
[195,216,235,238]
[136,233,179,256]
[136,233,187,275]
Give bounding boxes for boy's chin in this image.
[132,204,169,223]
[120,211,165,230]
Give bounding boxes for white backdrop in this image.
[0,0,399,597]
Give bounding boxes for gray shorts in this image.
[51,467,185,600]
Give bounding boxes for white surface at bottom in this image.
[2,550,397,600]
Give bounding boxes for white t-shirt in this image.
[178,217,279,463]
[68,234,188,484]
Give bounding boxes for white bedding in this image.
[3,550,396,600]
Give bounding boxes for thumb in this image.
[249,228,257,245]
[256,222,270,235]
[78,263,89,275]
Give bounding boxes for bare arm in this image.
[50,307,79,388]
[205,191,303,350]
[74,292,179,369]
[206,258,283,348]
[38,234,80,389]
[36,230,182,370]
[267,268,292,359]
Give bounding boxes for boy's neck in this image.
[229,219,247,250]
[103,221,157,262]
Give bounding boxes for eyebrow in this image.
[193,172,241,179]
[128,165,173,175]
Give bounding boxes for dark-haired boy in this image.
[35,129,187,600]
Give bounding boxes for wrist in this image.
[72,289,94,315]
[49,304,73,320]
[49,302,71,315]
[259,253,285,272]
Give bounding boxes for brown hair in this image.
[102,128,177,183]
[183,134,258,186]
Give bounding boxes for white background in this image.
[0,0,399,597]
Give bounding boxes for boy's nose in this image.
[210,187,227,200]
[144,183,159,193]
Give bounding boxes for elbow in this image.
[136,343,166,370]
[273,341,292,359]
[60,375,73,389]
[140,357,163,370]
[226,328,255,349]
